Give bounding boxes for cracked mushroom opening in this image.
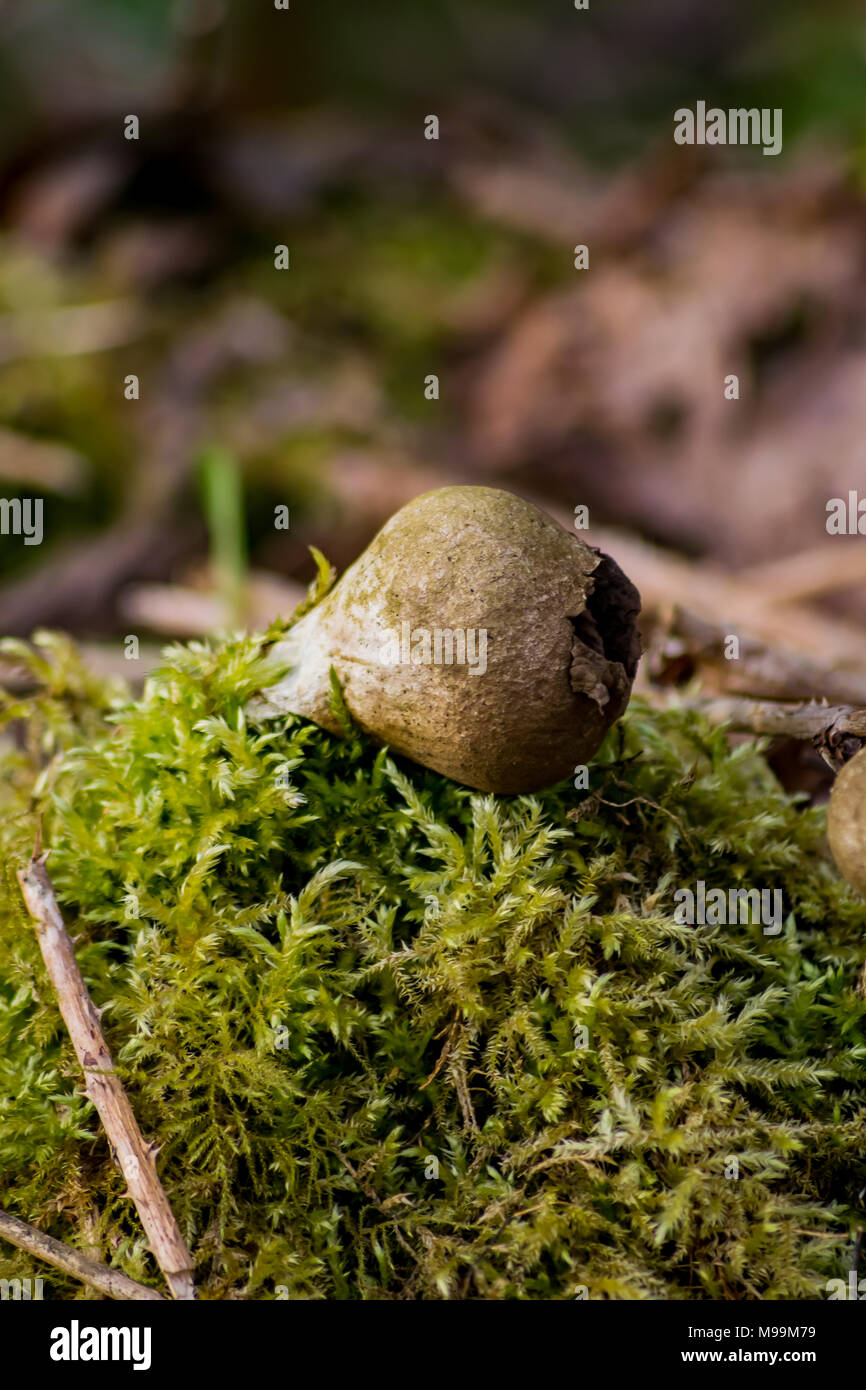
[568,552,642,713]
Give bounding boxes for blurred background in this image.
[2,0,866,792]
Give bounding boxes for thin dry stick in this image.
[0,1208,165,1301]
[16,853,195,1301]
[680,697,866,763]
[585,522,866,673]
[648,606,866,706]
[737,544,866,606]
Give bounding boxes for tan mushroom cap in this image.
[251,485,642,793]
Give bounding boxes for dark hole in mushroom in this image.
[569,551,641,678]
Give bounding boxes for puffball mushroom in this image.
[249,485,642,793]
[827,747,866,897]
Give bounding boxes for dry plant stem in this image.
[0,1208,165,1301]
[16,854,195,1301]
[737,544,866,607]
[585,524,866,675]
[677,696,866,763]
[120,571,305,638]
[649,607,866,706]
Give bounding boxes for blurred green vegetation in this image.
[1,0,865,610]
[4,1,865,152]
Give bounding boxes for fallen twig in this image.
[0,1208,165,1301]
[671,696,866,769]
[737,544,866,607]
[120,571,306,637]
[16,853,195,1301]
[585,523,866,677]
[645,606,866,707]
[0,300,143,364]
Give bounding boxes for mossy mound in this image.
[1,630,865,1300]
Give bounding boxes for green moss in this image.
[1,627,865,1300]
